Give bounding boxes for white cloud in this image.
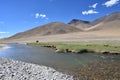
[103,0,119,7]
[0,32,9,34]
[82,9,99,15]
[89,3,98,8]
[35,13,40,18]
[35,13,48,20]
[39,14,46,18]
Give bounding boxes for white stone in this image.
[0,58,73,80]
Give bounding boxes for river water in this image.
[0,44,120,72]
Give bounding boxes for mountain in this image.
[8,22,80,39]
[68,19,92,30]
[68,12,120,31]
[91,12,120,25]
[0,12,120,43]
[88,12,120,31]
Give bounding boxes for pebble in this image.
[0,58,73,80]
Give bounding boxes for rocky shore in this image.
[72,60,120,80]
[0,58,73,80]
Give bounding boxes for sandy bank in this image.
[0,58,73,80]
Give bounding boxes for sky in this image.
[0,0,120,38]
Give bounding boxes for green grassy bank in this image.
[27,42,120,55]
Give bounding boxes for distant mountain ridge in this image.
[68,19,91,30]
[68,12,120,30]
[0,12,120,43]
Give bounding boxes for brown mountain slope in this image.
[87,12,120,31]
[0,12,120,43]
[91,12,120,25]
[87,20,120,31]
[8,22,80,39]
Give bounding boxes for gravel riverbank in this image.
[0,58,73,80]
[72,60,120,80]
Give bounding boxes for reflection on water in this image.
[0,44,120,71]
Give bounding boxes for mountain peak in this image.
[68,19,91,30]
[68,19,90,24]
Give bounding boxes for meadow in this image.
[28,41,120,55]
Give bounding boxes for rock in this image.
[55,49,63,53]
[71,50,79,53]
[0,58,73,80]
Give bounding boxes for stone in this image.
[0,58,73,80]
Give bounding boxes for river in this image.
[0,44,120,72]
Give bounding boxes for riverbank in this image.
[72,60,120,80]
[28,42,120,55]
[0,58,73,80]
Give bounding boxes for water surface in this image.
[0,44,120,72]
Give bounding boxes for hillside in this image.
[87,12,120,31]
[0,12,120,43]
[8,22,80,39]
[91,12,120,25]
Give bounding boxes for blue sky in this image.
[0,0,120,38]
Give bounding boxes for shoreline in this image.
[28,42,120,55]
[0,57,73,80]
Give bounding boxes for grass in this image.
[27,42,120,54]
